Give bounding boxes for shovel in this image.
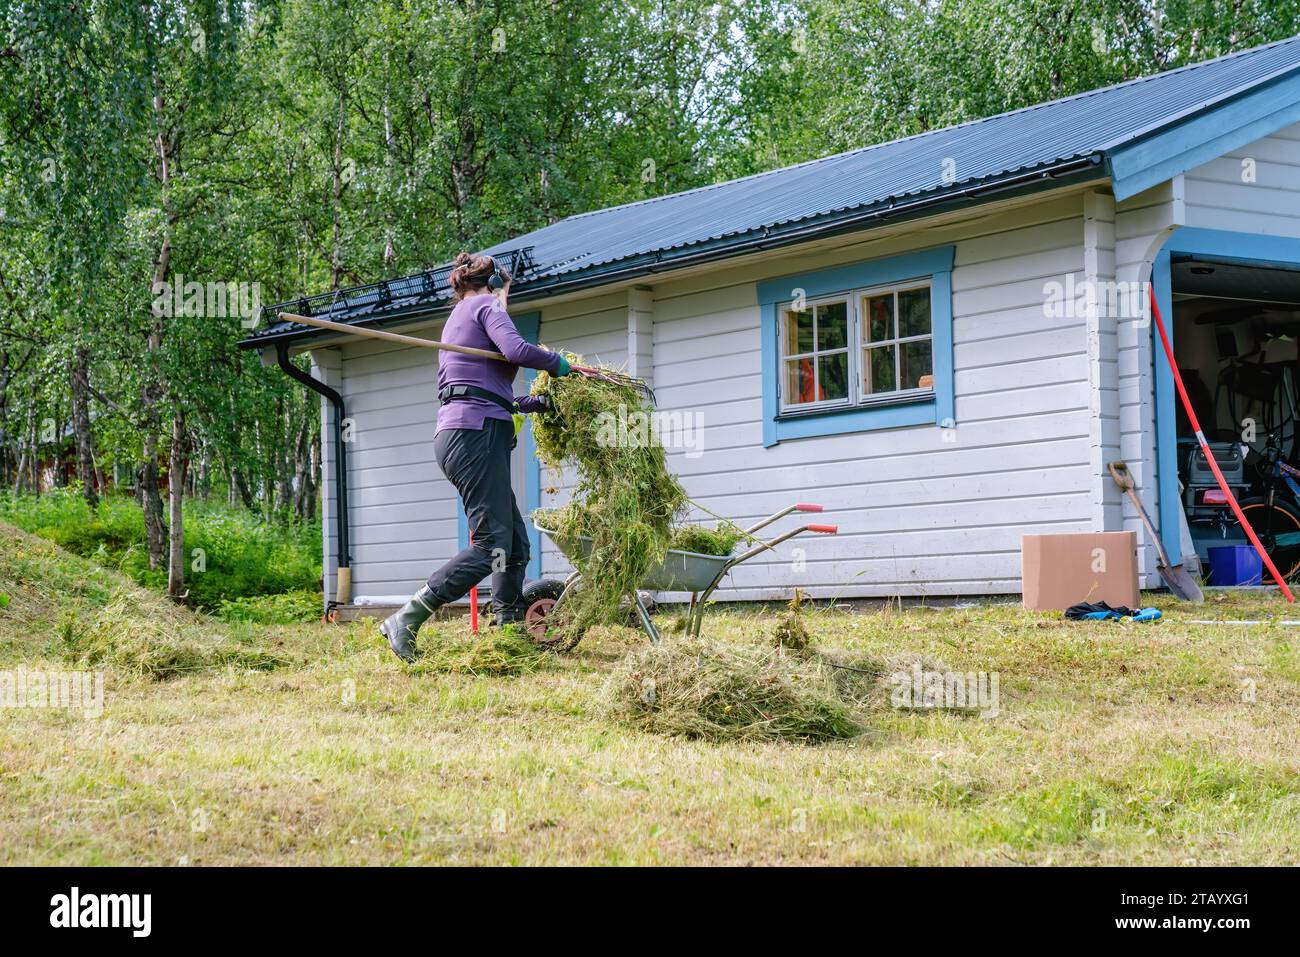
[1108,461,1204,603]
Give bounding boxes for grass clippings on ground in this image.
[603,639,862,744]
[409,627,553,678]
[4,521,1300,865]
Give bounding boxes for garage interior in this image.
[1172,255,1300,583]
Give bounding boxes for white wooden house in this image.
[241,36,1300,611]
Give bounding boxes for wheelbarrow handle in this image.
[729,523,837,564]
[743,503,826,536]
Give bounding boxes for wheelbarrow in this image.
[522,503,837,649]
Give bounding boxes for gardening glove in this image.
[514,395,551,414]
[554,355,572,377]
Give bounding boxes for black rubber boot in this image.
[379,586,440,662]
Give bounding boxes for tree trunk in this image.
[13,405,33,494]
[167,411,187,600]
[141,78,176,570]
[140,432,167,570]
[292,414,313,521]
[233,466,255,511]
[70,346,98,507]
[196,443,211,499]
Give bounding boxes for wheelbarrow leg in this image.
[631,591,660,644]
[690,570,729,639]
[687,592,701,639]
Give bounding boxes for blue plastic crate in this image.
[1206,545,1263,586]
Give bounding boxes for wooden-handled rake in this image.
[277,312,656,404]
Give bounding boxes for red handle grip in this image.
[795,503,823,512]
[807,524,837,534]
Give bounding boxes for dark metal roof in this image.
[245,34,1300,348]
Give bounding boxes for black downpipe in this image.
[276,342,351,605]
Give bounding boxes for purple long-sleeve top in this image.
[435,293,562,433]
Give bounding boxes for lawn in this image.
[1,521,1298,865]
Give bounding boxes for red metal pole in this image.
[469,530,479,633]
[1149,285,1294,601]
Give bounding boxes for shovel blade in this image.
[1159,562,1204,603]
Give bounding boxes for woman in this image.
[381,252,570,661]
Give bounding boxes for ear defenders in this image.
[487,257,506,291]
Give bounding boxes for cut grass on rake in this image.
[531,363,687,637]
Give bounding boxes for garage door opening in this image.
[1171,256,1300,580]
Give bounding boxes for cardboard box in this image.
[1021,531,1139,611]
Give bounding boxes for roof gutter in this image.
[248,153,1103,350]
[275,342,351,608]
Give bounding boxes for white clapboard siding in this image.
[633,191,1094,599]
[337,334,449,597]
[1113,180,1179,583]
[1184,119,1300,238]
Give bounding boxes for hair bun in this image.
[452,251,472,267]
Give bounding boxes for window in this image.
[782,300,850,408]
[757,245,954,446]
[779,282,934,413]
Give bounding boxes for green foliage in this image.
[773,591,814,653]
[0,490,320,610]
[216,589,321,624]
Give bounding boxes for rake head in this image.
[571,364,657,406]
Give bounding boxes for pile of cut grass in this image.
[602,639,862,743]
[535,506,743,559]
[410,628,553,678]
[668,521,744,556]
[530,364,687,636]
[0,520,288,681]
[57,595,288,681]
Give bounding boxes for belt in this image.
[438,384,516,415]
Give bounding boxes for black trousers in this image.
[428,418,530,616]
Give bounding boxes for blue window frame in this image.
[757,246,956,446]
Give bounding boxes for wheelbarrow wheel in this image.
[520,579,584,652]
